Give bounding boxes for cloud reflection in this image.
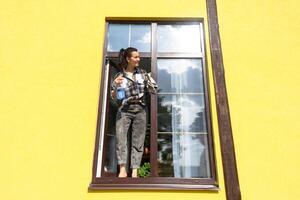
[158,25,202,53]
[160,95,205,132]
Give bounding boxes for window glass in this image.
[130,25,151,52]
[107,24,151,52]
[157,59,204,93]
[157,24,202,53]
[157,58,210,178]
[158,133,211,178]
[107,24,129,52]
[157,94,206,133]
[157,94,211,178]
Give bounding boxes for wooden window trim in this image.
[150,22,158,177]
[206,0,242,199]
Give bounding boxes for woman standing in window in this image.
[111,47,157,178]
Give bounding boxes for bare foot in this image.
[118,165,127,178]
[132,169,138,178]
[118,172,127,177]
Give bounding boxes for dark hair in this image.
[118,47,138,69]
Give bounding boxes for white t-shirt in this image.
[125,71,134,80]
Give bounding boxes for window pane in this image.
[131,25,151,52]
[107,24,150,52]
[107,24,129,52]
[157,59,204,93]
[157,55,210,178]
[158,133,211,178]
[157,94,181,133]
[157,24,202,53]
[158,94,206,132]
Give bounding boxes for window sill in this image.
[89,177,219,191]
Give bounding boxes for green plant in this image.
[138,162,151,178]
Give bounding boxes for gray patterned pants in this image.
[115,104,146,169]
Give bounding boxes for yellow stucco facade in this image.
[1,0,299,200]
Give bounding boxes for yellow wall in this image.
[1,0,299,200]
[0,0,225,200]
[217,0,300,199]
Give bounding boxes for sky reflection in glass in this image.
[158,94,206,133]
[157,59,204,93]
[158,133,211,178]
[157,24,202,53]
[107,24,150,52]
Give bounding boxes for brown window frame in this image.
[89,18,220,190]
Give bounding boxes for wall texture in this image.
[217,0,300,199]
[1,0,299,200]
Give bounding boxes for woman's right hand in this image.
[114,75,124,86]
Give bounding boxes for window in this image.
[90,20,217,190]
